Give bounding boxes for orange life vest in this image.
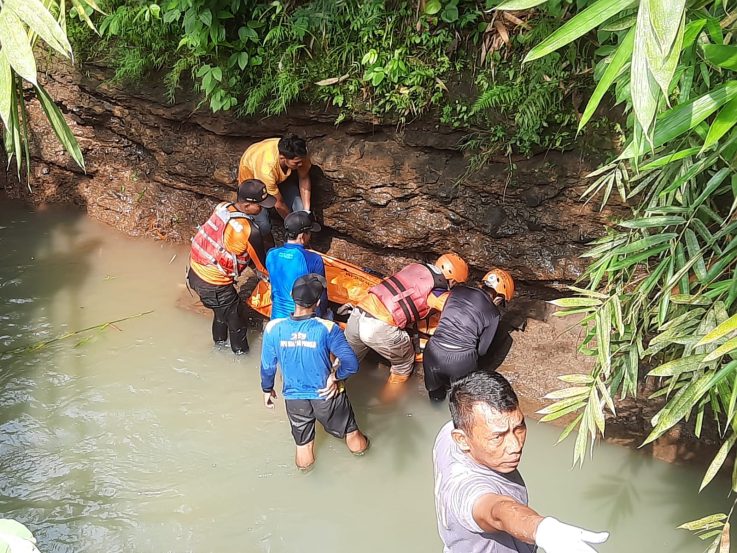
[190,202,254,278]
[369,263,448,329]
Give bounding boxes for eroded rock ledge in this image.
[2,61,622,284]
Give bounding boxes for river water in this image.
[0,199,731,553]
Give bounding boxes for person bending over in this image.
[344,253,469,390]
[261,273,369,470]
[238,134,312,246]
[424,269,515,401]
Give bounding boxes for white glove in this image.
[0,531,40,553]
[535,517,609,553]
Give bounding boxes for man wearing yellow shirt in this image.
[344,253,469,386]
[187,179,275,354]
[238,135,312,244]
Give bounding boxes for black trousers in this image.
[187,268,249,353]
[423,341,478,394]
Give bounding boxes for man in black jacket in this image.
[423,269,515,401]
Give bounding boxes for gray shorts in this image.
[285,394,358,446]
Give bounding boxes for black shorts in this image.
[285,394,358,446]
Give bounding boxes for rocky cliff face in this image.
[2,62,621,284]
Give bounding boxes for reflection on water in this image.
[0,200,731,553]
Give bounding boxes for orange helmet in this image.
[435,253,469,284]
[482,269,515,301]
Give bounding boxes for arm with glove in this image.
[472,493,608,553]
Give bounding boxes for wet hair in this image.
[449,371,519,433]
[278,134,308,159]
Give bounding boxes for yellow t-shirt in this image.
[238,138,290,196]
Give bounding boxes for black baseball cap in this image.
[292,273,327,307]
[285,210,321,234]
[237,179,276,208]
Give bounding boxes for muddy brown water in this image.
[0,200,731,553]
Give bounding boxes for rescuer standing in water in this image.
[187,179,274,354]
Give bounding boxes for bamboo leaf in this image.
[703,44,737,71]
[565,286,609,299]
[597,378,617,415]
[701,433,737,491]
[685,229,707,283]
[697,313,737,346]
[5,0,72,57]
[646,354,707,377]
[644,0,686,98]
[556,413,584,444]
[719,522,729,553]
[0,51,11,132]
[640,147,700,170]
[523,0,636,63]
[704,336,737,362]
[615,233,676,254]
[694,168,732,210]
[678,513,727,531]
[618,215,686,228]
[549,297,602,308]
[573,410,591,464]
[631,0,660,138]
[539,400,588,422]
[621,81,737,159]
[580,236,628,258]
[644,361,737,444]
[70,0,98,32]
[558,373,595,384]
[590,388,606,434]
[0,7,37,84]
[544,387,591,400]
[495,0,547,9]
[34,84,85,171]
[579,29,634,131]
[702,97,737,152]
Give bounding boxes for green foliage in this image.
[69,0,588,154]
[520,0,737,546]
[0,0,101,179]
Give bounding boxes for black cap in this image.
[292,273,327,307]
[285,210,321,235]
[237,179,276,208]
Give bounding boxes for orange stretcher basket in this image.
[246,251,439,358]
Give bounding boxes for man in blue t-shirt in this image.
[261,273,369,470]
[266,210,327,319]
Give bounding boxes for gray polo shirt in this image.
[432,421,537,553]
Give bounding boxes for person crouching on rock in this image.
[423,269,515,402]
[343,253,469,394]
[238,134,312,249]
[260,273,369,470]
[186,179,275,354]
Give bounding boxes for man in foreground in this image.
[261,273,369,470]
[187,179,275,354]
[238,134,312,244]
[344,253,469,387]
[423,269,515,402]
[433,370,609,553]
[266,210,326,320]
